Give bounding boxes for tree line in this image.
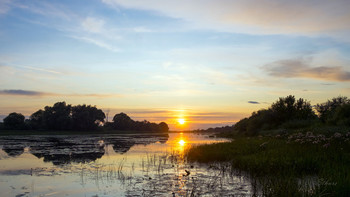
[196,95,350,135]
[0,102,169,132]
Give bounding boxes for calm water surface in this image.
[0,133,253,196]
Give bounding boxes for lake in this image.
[0,133,253,196]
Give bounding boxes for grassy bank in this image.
[187,133,350,196]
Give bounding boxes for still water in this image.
[0,133,252,196]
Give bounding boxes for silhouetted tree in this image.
[42,102,72,130]
[72,104,105,130]
[316,96,349,123]
[29,109,44,129]
[159,122,169,132]
[234,95,316,135]
[3,112,25,130]
[112,113,134,130]
[111,113,169,132]
[327,103,350,126]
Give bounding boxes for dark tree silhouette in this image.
[316,96,349,123]
[112,112,134,130]
[0,102,169,132]
[111,113,169,132]
[42,102,72,130]
[3,112,25,130]
[330,103,350,126]
[72,104,105,130]
[159,122,169,132]
[234,95,316,135]
[29,109,44,129]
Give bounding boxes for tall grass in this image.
[187,137,350,196]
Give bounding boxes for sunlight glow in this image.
[178,139,186,146]
[178,118,185,125]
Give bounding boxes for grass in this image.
[186,135,350,196]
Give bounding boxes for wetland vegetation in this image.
[187,95,350,196]
[0,95,349,196]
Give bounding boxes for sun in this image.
[178,118,185,125]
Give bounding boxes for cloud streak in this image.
[248,101,260,104]
[263,58,350,81]
[0,89,47,96]
[0,89,121,98]
[102,0,350,38]
[70,36,120,53]
[82,17,105,33]
[0,0,11,14]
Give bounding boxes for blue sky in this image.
[1,0,350,130]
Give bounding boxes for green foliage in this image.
[187,137,350,196]
[316,96,349,123]
[327,103,350,126]
[234,95,316,135]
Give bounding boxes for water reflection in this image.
[0,133,253,196]
[178,139,185,146]
[0,134,169,165]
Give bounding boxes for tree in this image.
[271,95,316,124]
[159,122,169,132]
[43,102,72,130]
[29,109,44,129]
[112,113,134,130]
[316,96,349,123]
[71,104,105,130]
[3,112,25,130]
[328,103,350,126]
[234,95,316,136]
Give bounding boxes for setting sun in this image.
[178,119,185,125]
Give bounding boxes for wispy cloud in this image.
[132,26,154,33]
[102,0,350,39]
[20,66,64,75]
[0,89,47,96]
[248,101,260,104]
[263,58,350,82]
[0,0,11,14]
[70,36,120,52]
[7,1,122,52]
[12,1,75,20]
[82,17,105,33]
[0,89,121,98]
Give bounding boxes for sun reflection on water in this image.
[178,139,186,146]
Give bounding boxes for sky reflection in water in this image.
[0,133,253,196]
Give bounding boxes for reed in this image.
[187,135,350,196]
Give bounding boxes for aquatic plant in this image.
[187,136,350,196]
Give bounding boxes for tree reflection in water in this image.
[0,134,249,196]
[0,134,169,165]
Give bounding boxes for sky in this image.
[0,0,350,130]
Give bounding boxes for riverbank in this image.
[186,131,350,196]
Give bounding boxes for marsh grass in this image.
[187,136,350,196]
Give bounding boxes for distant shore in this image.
[0,130,173,136]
